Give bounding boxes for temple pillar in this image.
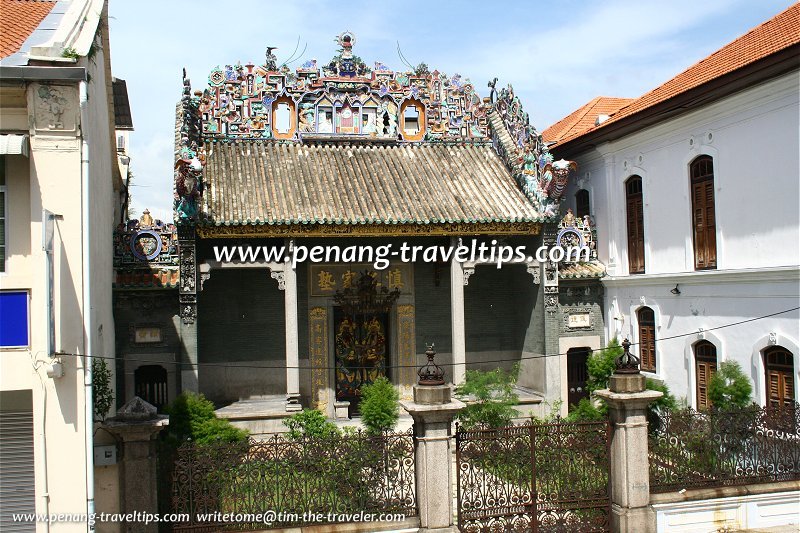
[450,237,466,385]
[274,240,301,411]
[178,226,198,391]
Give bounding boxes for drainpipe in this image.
[79,79,95,530]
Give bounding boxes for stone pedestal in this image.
[334,400,350,420]
[401,385,465,532]
[595,387,662,533]
[102,397,169,533]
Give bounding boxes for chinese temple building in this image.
[115,32,606,421]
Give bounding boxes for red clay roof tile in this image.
[542,97,634,144]
[0,0,56,59]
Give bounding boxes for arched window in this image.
[575,189,590,219]
[625,176,645,274]
[690,156,717,270]
[694,341,718,410]
[637,307,656,372]
[764,347,795,408]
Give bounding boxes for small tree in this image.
[359,377,399,434]
[455,364,519,429]
[586,338,621,393]
[92,358,114,422]
[708,361,753,410]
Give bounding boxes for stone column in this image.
[274,240,301,411]
[178,321,198,392]
[594,340,662,533]
[102,398,169,533]
[178,226,199,392]
[401,385,465,532]
[450,237,466,385]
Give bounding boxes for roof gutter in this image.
[552,44,800,158]
[0,65,87,81]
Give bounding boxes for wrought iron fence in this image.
[456,420,611,532]
[168,428,415,531]
[649,402,800,493]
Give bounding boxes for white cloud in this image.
[110,0,794,218]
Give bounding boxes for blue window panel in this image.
[0,291,29,347]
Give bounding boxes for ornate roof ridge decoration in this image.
[114,209,180,289]
[195,32,491,147]
[489,85,575,218]
[555,208,606,280]
[176,32,575,226]
[174,71,206,223]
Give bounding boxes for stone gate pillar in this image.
[102,397,169,533]
[595,339,662,533]
[400,346,465,532]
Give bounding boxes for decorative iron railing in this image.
[456,419,611,532]
[169,429,415,531]
[649,402,800,493]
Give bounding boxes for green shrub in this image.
[165,391,248,444]
[646,378,678,413]
[529,398,563,424]
[586,338,622,393]
[709,361,753,410]
[565,397,607,422]
[91,358,114,422]
[283,408,339,439]
[455,364,519,429]
[359,377,399,434]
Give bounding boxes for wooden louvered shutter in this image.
[638,307,656,372]
[626,177,645,274]
[765,347,795,408]
[695,341,717,410]
[691,157,717,270]
[768,371,782,408]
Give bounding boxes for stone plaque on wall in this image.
[567,313,592,329]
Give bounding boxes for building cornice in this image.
[602,266,800,287]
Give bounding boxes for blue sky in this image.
[107,0,794,221]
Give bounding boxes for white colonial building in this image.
[0,0,125,530]
[544,4,799,409]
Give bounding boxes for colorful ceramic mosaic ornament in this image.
[174,32,574,222]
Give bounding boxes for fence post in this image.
[594,339,662,533]
[400,346,465,531]
[102,397,169,533]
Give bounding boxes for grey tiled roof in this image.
[200,141,544,226]
[559,261,606,279]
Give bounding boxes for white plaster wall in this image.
[604,272,799,405]
[653,490,800,532]
[560,70,800,407]
[563,72,800,276]
[0,8,119,531]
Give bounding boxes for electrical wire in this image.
[51,306,800,373]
